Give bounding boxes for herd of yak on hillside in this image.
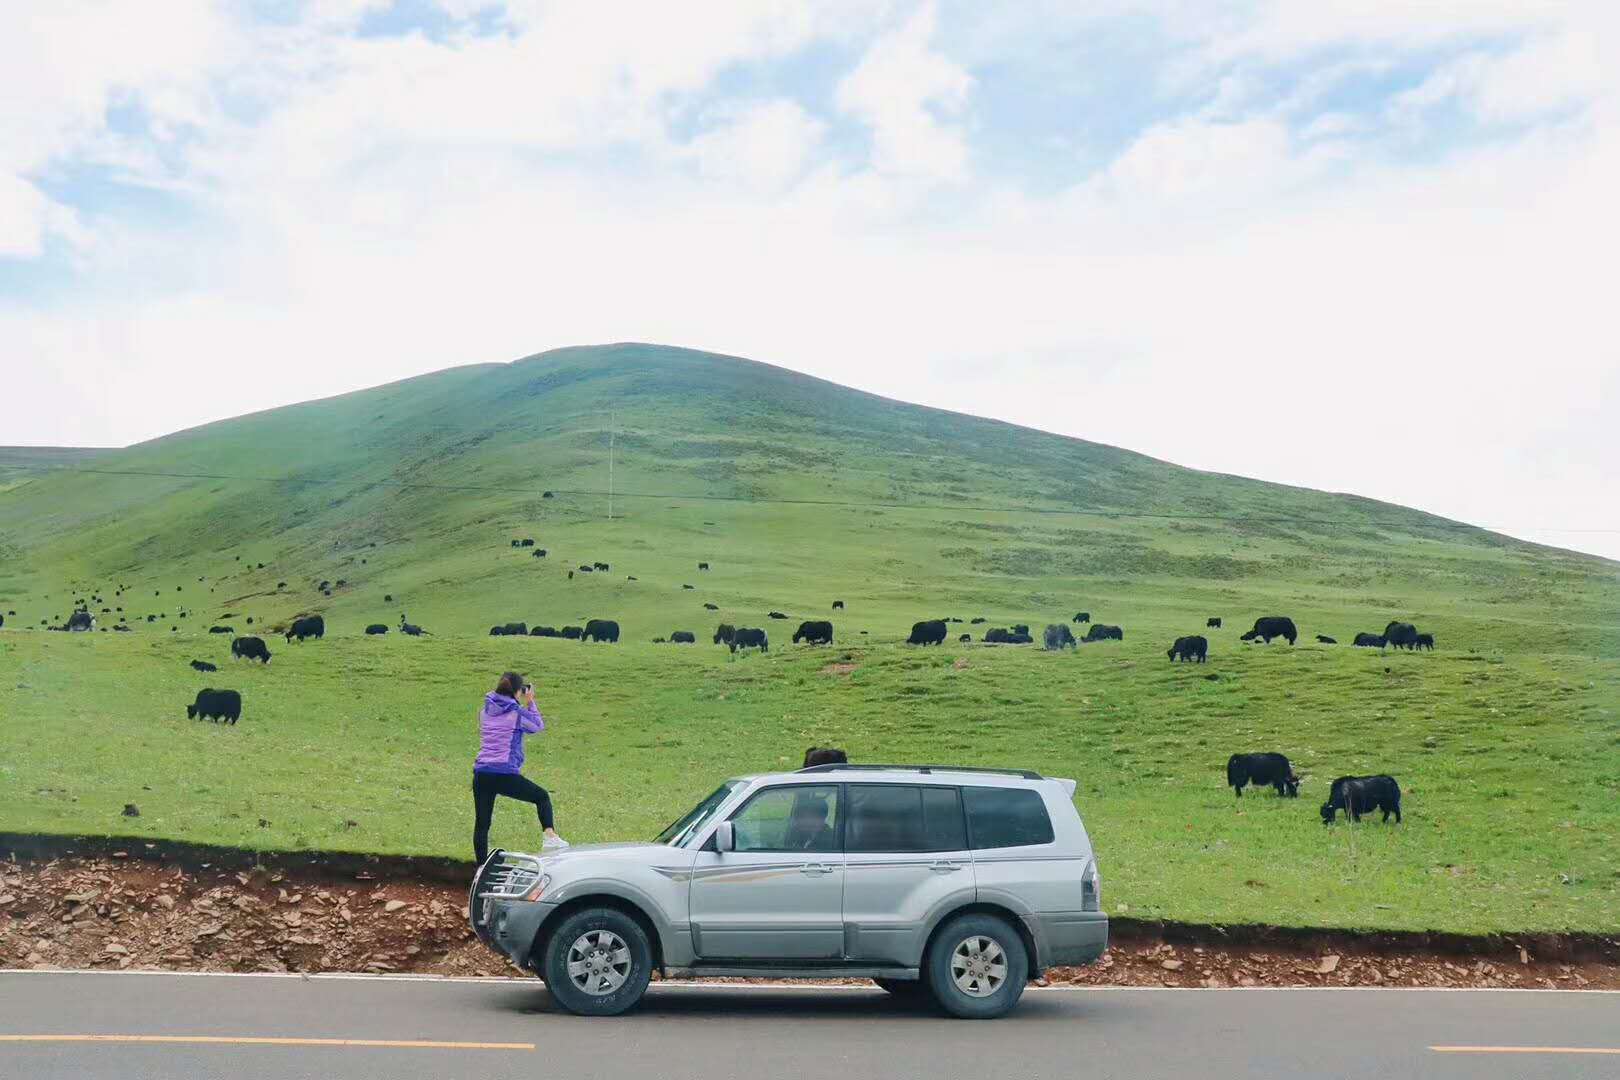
[3,539,1431,826]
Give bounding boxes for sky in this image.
[2,1,1618,560]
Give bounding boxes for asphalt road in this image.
[1,971,1616,1080]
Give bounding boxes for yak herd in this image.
[6,536,1434,823]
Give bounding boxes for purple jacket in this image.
[474,692,544,774]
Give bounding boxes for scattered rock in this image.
[384,900,408,913]
[1318,955,1341,974]
[1160,959,1183,971]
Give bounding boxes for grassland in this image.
[1,344,1616,935]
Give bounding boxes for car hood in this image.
[531,842,679,868]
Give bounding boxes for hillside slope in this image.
[1,344,1616,935]
[0,343,1613,652]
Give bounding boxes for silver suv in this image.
[471,764,1106,1018]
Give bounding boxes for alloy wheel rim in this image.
[950,935,1008,997]
[565,929,632,996]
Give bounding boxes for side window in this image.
[729,785,840,853]
[846,785,966,853]
[963,787,1054,849]
[921,787,967,851]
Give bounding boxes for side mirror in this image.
[714,821,735,853]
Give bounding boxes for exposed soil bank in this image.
[2,838,1615,990]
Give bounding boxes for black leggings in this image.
[473,771,554,865]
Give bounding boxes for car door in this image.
[841,784,975,966]
[688,783,845,960]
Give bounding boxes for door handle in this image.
[930,861,961,873]
[800,863,835,875]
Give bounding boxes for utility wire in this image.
[0,461,1615,535]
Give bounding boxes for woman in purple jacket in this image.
[473,671,568,863]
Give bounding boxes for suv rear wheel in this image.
[924,914,1029,1019]
[540,907,653,1016]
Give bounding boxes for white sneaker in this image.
[542,834,570,851]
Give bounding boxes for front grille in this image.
[469,850,542,948]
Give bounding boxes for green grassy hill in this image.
[1,344,1616,934]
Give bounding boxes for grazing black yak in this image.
[713,623,736,646]
[670,631,696,644]
[730,627,768,653]
[1083,623,1123,642]
[1227,753,1299,797]
[1353,632,1386,648]
[1167,635,1208,662]
[190,660,217,672]
[187,688,242,724]
[1316,634,1336,644]
[366,624,389,635]
[792,620,834,645]
[231,636,271,663]
[285,615,324,642]
[582,619,620,643]
[1073,612,1090,624]
[1044,624,1077,650]
[1384,621,1420,650]
[907,619,948,646]
[1239,616,1297,645]
[802,747,848,768]
[1321,775,1401,824]
[1206,617,1222,629]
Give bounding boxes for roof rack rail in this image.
[795,763,1044,780]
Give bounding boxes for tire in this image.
[924,914,1029,1019]
[539,907,654,1017]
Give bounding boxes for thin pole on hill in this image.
[607,410,615,522]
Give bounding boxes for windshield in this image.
[655,781,741,847]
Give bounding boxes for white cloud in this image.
[2,0,1618,559]
[1393,31,1605,128]
[835,3,974,181]
[683,99,828,191]
[0,175,54,257]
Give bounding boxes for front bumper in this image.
[477,897,555,967]
[1024,911,1109,970]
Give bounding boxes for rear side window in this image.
[963,787,1054,849]
[846,785,967,853]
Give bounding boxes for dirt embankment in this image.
[2,845,1616,991]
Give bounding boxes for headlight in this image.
[524,873,552,901]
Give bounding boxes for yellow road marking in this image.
[1432,1046,1620,1055]
[0,1035,532,1051]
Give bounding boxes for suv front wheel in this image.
[925,914,1029,1019]
[539,907,654,1016]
